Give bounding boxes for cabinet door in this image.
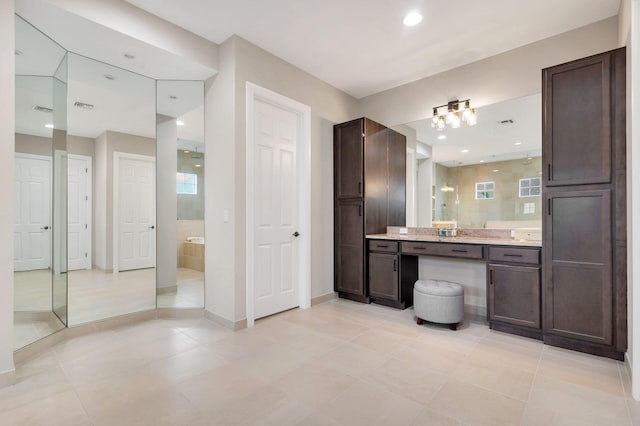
[544,190,612,344]
[364,119,388,234]
[369,253,399,301]
[335,200,364,295]
[489,264,540,329]
[543,53,612,186]
[387,128,406,226]
[334,119,363,199]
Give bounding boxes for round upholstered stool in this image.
[413,279,464,330]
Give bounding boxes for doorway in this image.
[246,83,311,326]
[113,152,156,272]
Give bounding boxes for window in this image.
[475,181,495,200]
[177,172,197,195]
[519,177,541,198]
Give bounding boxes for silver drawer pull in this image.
[377,245,388,248]
[451,249,468,253]
[504,254,523,257]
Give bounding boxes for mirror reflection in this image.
[66,53,157,326]
[13,15,67,349]
[407,94,542,240]
[156,81,205,308]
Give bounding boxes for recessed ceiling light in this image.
[183,150,190,153]
[104,74,115,81]
[176,121,185,126]
[45,124,54,129]
[123,53,135,59]
[493,169,500,173]
[195,164,202,168]
[437,135,447,140]
[403,11,423,27]
[480,160,485,163]
[514,142,522,146]
[461,149,469,153]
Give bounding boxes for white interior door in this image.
[14,154,52,271]
[253,99,299,319]
[117,155,156,271]
[67,155,91,270]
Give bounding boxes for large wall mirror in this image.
[14,15,68,349]
[407,93,542,240]
[14,12,207,348]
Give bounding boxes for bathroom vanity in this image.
[367,228,542,340]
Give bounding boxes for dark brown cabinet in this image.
[367,240,417,309]
[334,118,406,302]
[542,48,626,360]
[488,263,541,337]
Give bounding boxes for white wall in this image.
[0,0,15,381]
[360,17,619,127]
[626,0,640,401]
[156,117,178,289]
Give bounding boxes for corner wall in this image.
[0,0,15,382]
[204,35,359,325]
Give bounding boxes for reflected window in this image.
[519,177,541,198]
[475,181,495,200]
[177,172,197,195]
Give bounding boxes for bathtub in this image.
[180,237,205,271]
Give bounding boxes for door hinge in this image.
[84,253,87,258]
[85,224,87,229]
[85,195,88,201]
[85,168,88,173]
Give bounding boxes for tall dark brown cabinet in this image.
[334,118,406,302]
[542,47,626,360]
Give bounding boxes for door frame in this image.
[14,152,53,271]
[68,153,92,270]
[245,82,311,327]
[112,151,156,273]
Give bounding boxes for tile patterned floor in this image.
[13,267,204,349]
[2,298,638,425]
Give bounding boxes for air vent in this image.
[498,119,514,125]
[32,105,53,113]
[74,101,94,110]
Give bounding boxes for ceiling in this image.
[126,0,621,99]
[406,93,541,166]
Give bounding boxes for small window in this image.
[475,181,495,200]
[519,177,541,198]
[177,172,197,195]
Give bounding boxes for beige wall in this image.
[434,157,543,228]
[0,0,15,380]
[15,133,52,156]
[205,35,359,323]
[68,134,95,157]
[360,17,619,127]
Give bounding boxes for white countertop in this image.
[366,233,542,248]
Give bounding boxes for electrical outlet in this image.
[399,227,408,234]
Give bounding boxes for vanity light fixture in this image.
[176,121,185,126]
[431,99,477,130]
[403,11,423,27]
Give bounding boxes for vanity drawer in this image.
[489,247,541,265]
[369,240,398,253]
[401,242,484,259]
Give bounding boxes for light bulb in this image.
[466,109,477,126]
[437,116,446,131]
[445,108,455,125]
[451,112,461,128]
[431,108,439,127]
